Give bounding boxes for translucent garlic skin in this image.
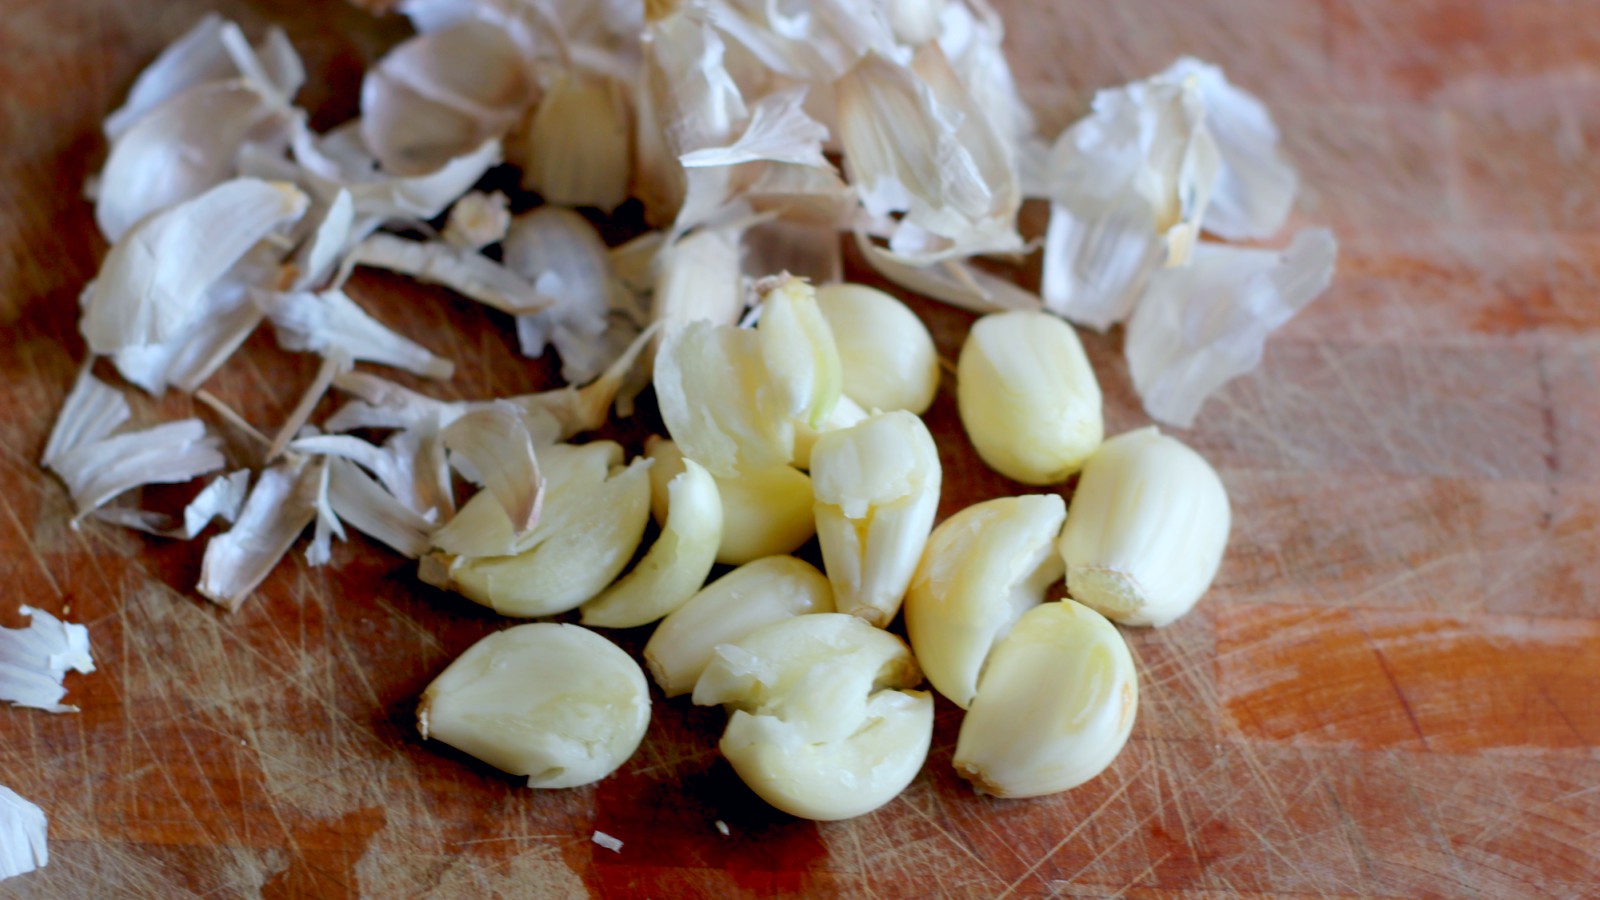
[814,283,940,415]
[904,494,1066,708]
[693,613,932,820]
[1058,427,1230,628]
[810,411,942,627]
[418,623,650,789]
[956,309,1104,485]
[953,600,1137,798]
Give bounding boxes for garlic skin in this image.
[1058,427,1230,627]
[580,458,722,629]
[956,309,1103,485]
[904,494,1066,708]
[815,283,940,415]
[427,442,653,617]
[418,623,649,789]
[645,438,814,565]
[953,600,1137,798]
[644,556,834,697]
[693,613,932,820]
[810,410,942,627]
[512,71,631,213]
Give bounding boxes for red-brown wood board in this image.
[2,1,1597,897]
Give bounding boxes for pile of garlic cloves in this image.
[26,0,1340,841]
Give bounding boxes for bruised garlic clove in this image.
[790,393,866,472]
[904,494,1066,708]
[644,556,833,697]
[956,309,1103,485]
[815,283,940,415]
[693,613,932,820]
[580,459,722,629]
[953,600,1137,798]
[418,623,649,789]
[810,411,941,627]
[425,442,653,617]
[645,437,814,565]
[721,689,933,821]
[1057,427,1230,627]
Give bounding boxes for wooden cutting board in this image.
[1,1,1596,896]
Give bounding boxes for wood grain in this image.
[1,1,1597,897]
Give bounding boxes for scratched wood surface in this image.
[1,1,1597,897]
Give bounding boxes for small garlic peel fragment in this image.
[0,606,95,715]
[0,785,48,881]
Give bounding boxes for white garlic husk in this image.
[1058,427,1230,627]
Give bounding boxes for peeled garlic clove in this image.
[815,283,940,415]
[956,309,1103,485]
[511,71,631,213]
[904,494,1066,708]
[692,613,920,742]
[755,276,843,433]
[418,623,649,789]
[953,600,1137,798]
[644,556,833,697]
[427,443,653,617]
[720,688,933,821]
[645,438,814,565]
[1057,427,1230,627]
[790,393,866,472]
[580,459,722,629]
[810,411,941,627]
[694,613,932,820]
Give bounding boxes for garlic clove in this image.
[815,283,940,415]
[644,556,833,698]
[580,458,722,629]
[956,309,1103,485]
[693,612,931,820]
[790,393,867,472]
[953,600,1137,798]
[510,71,632,213]
[905,494,1066,708]
[418,623,650,789]
[644,437,814,566]
[810,410,941,627]
[692,613,920,742]
[426,443,653,617]
[1057,427,1230,627]
[720,688,933,821]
